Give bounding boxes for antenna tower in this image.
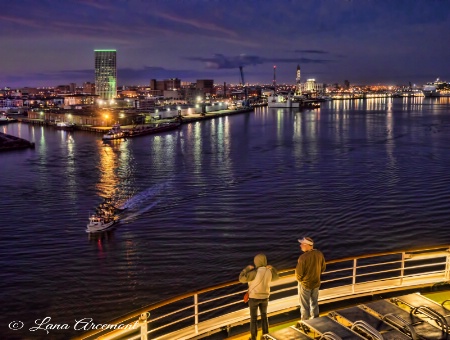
[273,65,277,89]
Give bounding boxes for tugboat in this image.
[85,199,123,233]
[102,124,125,140]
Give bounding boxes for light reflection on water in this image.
[1,98,450,339]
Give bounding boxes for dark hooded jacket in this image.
[239,254,279,299]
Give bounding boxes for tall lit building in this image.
[295,65,301,95]
[94,50,117,101]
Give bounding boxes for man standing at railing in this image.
[296,237,326,320]
[239,253,279,340]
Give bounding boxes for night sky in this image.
[1,0,450,88]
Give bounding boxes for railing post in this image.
[139,312,149,340]
[352,259,357,293]
[194,293,199,334]
[400,252,405,285]
[446,251,450,280]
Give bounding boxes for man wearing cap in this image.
[296,237,326,320]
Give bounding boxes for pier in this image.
[16,107,255,134]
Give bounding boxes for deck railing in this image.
[75,245,450,340]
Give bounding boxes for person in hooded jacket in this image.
[239,253,279,340]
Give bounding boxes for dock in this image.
[16,107,255,134]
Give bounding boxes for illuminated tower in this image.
[95,50,117,101]
[296,64,301,95]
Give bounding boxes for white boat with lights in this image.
[77,244,450,340]
[86,214,119,233]
[0,115,9,124]
[422,79,450,97]
[102,123,125,140]
[55,121,75,130]
[85,199,123,233]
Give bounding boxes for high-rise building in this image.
[296,65,301,95]
[94,50,117,100]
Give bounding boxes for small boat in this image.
[86,198,123,233]
[86,214,119,233]
[55,121,75,130]
[0,115,9,125]
[102,124,125,140]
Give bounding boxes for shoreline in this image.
[0,132,35,152]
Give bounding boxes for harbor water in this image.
[1,97,450,339]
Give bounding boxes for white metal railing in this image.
[74,245,450,340]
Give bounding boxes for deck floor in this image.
[224,290,450,340]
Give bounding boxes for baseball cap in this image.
[298,237,314,246]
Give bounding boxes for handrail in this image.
[75,244,450,340]
[382,313,418,340]
[319,331,343,340]
[412,306,449,333]
[351,320,383,340]
[325,244,449,264]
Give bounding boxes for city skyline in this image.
[1,0,450,88]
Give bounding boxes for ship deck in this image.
[226,290,450,340]
[75,245,450,340]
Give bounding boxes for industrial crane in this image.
[239,66,249,107]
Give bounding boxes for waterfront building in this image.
[299,78,325,96]
[0,98,24,111]
[196,79,214,99]
[137,98,156,111]
[83,82,95,95]
[63,94,97,106]
[150,78,181,93]
[55,85,71,94]
[149,79,215,103]
[94,49,117,101]
[19,87,39,96]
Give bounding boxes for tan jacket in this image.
[296,249,326,290]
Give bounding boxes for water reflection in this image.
[64,132,77,199]
[88,229,116,257]
[96,139,132,199]
[190,122,204,177]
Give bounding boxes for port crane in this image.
[239,66,250,107]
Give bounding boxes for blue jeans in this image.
[248,298,269,340]
[298,284,319,320]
